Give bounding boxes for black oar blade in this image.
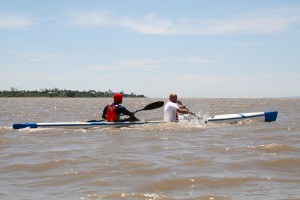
[142,101,164,111]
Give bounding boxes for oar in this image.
[177,100,183,106]
[177,101,204,121]
[176,100,196,117]
[133,101,164,114]
[87,101,164,122]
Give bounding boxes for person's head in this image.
[169,93,177,103]
[113,93,123,104]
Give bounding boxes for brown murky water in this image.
[1,98,299,199]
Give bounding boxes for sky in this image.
[0,0,299,98]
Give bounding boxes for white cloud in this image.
[12,51,64,62]
[67,7,300,35]
[120,14,175,35]
[0,14,34,29]
[68,10,116,27]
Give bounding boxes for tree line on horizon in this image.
[0,87,146,98]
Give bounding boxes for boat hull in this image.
[12,121,164,129]
[205,111,278,123]
[12,111,278,129]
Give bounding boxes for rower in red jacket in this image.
[102,93,139,122]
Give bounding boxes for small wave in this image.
[83,192,230,200]
[235,119,255,126]
[17,127,54,133]
[6,159,76,172]
[130,166,169,176]
[140,176,268,191]
[253,158,300,169]
[32,169,107,187]
[0,126,13,134]
[206,145,244,153]
[127,121,206,133]
[0,137,10,145]
[16,126,85,134]
[248,143,300,153]
[183,159,211,166]
[191,195,231,200]
[82,192,168,200]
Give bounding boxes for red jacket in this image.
[106,103,119,122]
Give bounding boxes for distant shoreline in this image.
[0,88,146,98]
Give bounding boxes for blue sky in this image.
[0,0,299,97]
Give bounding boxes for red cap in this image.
[113,93,123,103]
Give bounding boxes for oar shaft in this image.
[177,101,196,116]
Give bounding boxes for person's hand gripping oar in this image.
[176,100,196,117]
[177,100,205,122]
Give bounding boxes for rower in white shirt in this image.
[164,93,195,122]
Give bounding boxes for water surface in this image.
[1,98,299,199]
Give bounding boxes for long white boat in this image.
[12,121,165,129]
[12,111,278,129]
[12,101,167,130]
[205,111,278,124]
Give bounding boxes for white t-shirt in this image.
[164,101,179,122]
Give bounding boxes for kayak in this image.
[12,101,168,130]
[205,111,278,123]
[12,121,164,129]
[178,111,278,123]
[12,111,278,129]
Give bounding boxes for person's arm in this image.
[102,105,108,120]
[128,112,139,121]
[177,106,196,116]
[117,106,139,121]
[124,108,140,121]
